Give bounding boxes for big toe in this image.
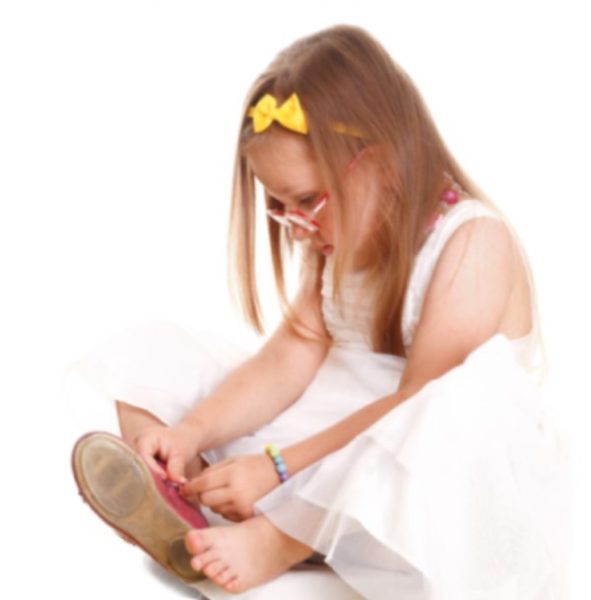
[185,529,209,555]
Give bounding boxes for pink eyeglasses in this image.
[266,192,329,232]
[264,149,365,232]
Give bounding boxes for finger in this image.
[213,503,250,523]
[219,503,252,522]
[182,468,227,496]
[143,455,168,479]
[135,435,169,479]
[209,500,239,521]
[138,442,167,479]
[166,452,188,484]
[220,510,242,523]
[206,458,231,470]
[194,487,231,509]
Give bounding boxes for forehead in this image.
[245,132,322,197]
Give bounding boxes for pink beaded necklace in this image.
[425,181,462,234]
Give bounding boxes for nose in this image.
[290,224,313,242]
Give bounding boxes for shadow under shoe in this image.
[71,431,208,582]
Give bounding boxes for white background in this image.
[1,0,589,597]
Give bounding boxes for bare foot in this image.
[185,516,314,593]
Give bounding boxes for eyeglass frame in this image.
[264,147,368,233]
[266,192,330,233]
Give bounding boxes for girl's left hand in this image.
[180,454,280,522]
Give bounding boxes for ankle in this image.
[257,517,313,568]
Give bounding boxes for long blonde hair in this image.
[228,24,545,372]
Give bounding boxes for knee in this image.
[116,401,164,444]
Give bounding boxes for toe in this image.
[190,547,219,572]
[185,529,210,555]
[203,560,227,580]
[224,576,242,593]
[215,568,236,587]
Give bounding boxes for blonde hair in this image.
[228,24,546,376]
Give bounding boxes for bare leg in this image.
[185,515,314,593]
[116,400,164,442]
[116,401,208,479]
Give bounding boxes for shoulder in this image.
[433,211,516,286]
[398,210,518,397]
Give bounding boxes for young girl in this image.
[70,25,570,599]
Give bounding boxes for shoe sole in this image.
[72,432,205,582]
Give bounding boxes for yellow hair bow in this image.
[247,93,308,135]
[247,92,366,138]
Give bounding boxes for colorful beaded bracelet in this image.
[264,444,289,483]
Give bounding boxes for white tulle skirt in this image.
[64,320,571,600]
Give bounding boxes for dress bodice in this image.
[321,199,542,375]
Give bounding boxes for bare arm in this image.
[181,270,331,451]
[178,218,518,519]
[279,218,518,476]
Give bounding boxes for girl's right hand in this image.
[133,422,202,484]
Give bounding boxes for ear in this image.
[344,144,385,173]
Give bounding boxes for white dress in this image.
[65,200,571,600]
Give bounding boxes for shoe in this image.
[71,431,209,582]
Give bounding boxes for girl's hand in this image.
[134,422,202,484]
[181,454,279,522]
